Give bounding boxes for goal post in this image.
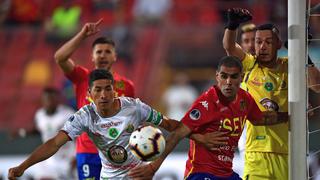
[288,0,308,179]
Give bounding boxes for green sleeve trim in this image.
[146,109,153,122]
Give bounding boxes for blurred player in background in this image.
[239,23,256,55]
[34,87,76,179]
[8,69,180,180]
[129,56,289,180]
[54,19,135,179]
[14,87,76,179]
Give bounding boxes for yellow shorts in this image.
[243,152,288,180]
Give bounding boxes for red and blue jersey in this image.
[182,86,262,178]
[66,65,135,153]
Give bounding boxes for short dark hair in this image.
[217,56,243,72]
[92,37,115,48]
[89,69,114,88]
[256,23,280,40]
[240,23,256,35]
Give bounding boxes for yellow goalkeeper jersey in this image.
[241,54,288,154]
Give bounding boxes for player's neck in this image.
[45,107,57,116]
[259,57,277,68]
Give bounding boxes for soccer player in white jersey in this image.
[8,69,181,180]
[33,87,76,179]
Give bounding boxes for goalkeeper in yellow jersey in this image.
[223,8,288,180]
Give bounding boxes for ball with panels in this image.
[129,126,166,161]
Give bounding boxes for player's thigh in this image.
[76,153,102,180]
[243,152,288,180]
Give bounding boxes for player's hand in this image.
[8,166,24,180]
[81,18,103,37]
[226,8,252,30]
[128,163,156,180]
[197,131,229,151]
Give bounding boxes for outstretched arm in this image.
[158,116,180,132]
[223,8,252,60]
[128,123,191,179]
[8,131,70,180]
[251,111,289,126]
[54,19,103,74]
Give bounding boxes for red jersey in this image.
[66,65,135,153]
[182,86,262,178]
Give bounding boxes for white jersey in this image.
[34,104,76,179]
[62,97,163,179]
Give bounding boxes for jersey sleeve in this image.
[61,107,89,140]
[246,93,264,123]
[136,98,163,126]
[65,65,89,84]
[181,93,211,132]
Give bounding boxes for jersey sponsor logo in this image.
[264,82,274,91]
[108,128,120,139]
[250,77,264,86]
[106,145,128,164]
[189,109,201,120]
[219,117,247,137]
[200,101,209,110]
[218,155,232,163]
[259,98,279,111]
[101,121,123,129]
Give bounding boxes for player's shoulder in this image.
[119,97,142,107]
[277,56,288,64]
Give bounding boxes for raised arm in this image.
[8,131,70,180]
[223,8,252,60]
[54,19,103,74]
[128,122,191,179]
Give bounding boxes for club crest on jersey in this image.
[108,128,120,139]
[189,109,201,120]
[264,82,274,91]
[106,145,128,164]
[240,100,247,111]
[115,81,125,90]
[125,124,134,133]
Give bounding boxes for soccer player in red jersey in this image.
[54,19,134,180]
[128,56,288,180]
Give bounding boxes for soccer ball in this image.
[129,126,166,161]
